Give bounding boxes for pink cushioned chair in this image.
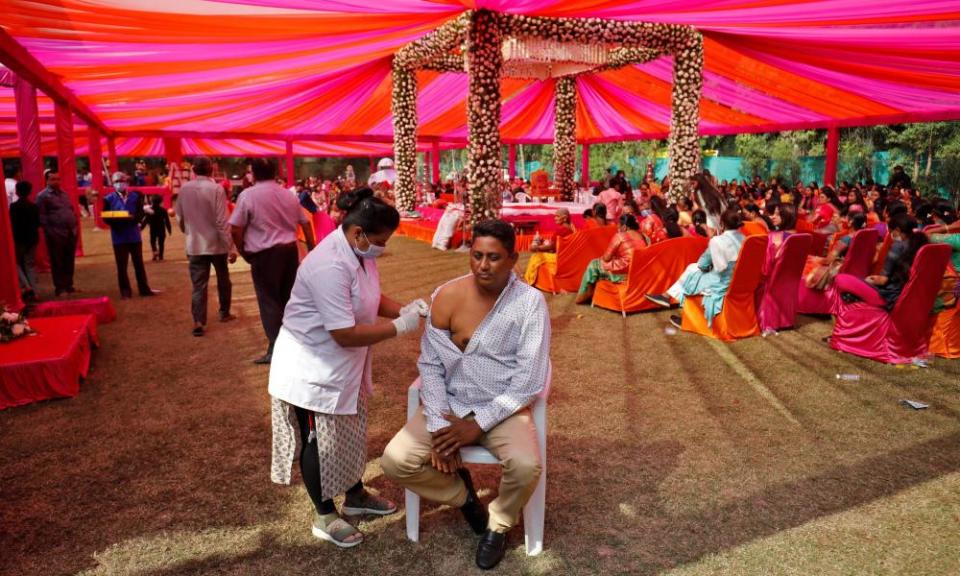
[797,228,878,315]
[829,244,952,364]
[758,233,812,332]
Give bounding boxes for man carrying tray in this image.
[103,171,158,299]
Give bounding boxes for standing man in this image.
[10,181,40,301]
[176,156,237,337]
[230,158,315,364]
[37,170,79,296]
[103,172,156,299]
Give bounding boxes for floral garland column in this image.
[392,59,418,212]
[466,10,503,225]
[553,76,577,201]
[667,33,704,202]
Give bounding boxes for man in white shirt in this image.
[230,158,315,364]
[382,219,551,570]
[176,157,237,337]
[4,165,20,206]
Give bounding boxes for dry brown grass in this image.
[1,224,959,576]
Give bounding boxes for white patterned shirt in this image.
[419,273,551,433]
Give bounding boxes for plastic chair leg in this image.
[523,472,546,555]
[405,489,420,542]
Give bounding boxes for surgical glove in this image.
[400,298,430,318]
[392,310,421,336]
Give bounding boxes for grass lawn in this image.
[1,224,959,576]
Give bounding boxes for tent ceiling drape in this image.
[1,0,958,157]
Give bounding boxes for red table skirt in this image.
[0,314,99,410]
[30,296,117,324]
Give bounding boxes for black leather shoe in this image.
[475,530,507,570]
[458,468,488,535]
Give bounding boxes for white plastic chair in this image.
[404,367,550,556]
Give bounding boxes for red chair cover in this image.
[758,233,812,332]
[830,244,952,364]
[797,228,878,315]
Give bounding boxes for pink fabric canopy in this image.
[0,0,957,157]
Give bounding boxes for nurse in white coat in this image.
[269,187,427,548]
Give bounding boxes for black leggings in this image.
[294,406,362,515]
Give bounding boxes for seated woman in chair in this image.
[860,213,928,309]
[582,203,608,229]
[645,208,745,328]
[575,214,646,304]
[523,208,577,285]
[927,205,960,310]
[803,209,866,290]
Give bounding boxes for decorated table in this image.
[0,314,99,410]
[30,297,117,325]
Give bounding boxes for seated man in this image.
[523,208,577,285]
[382,219,551,570]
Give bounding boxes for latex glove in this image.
[392,310,421,336]
[400,298,430,318]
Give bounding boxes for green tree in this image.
[736,133,770,180]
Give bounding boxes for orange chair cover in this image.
[680,235,767,341]
[592,236,708,314]
[741,221,768,236]
[534,225,615,293]
[929,305,960,358]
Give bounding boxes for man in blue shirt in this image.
[103,172,157,298]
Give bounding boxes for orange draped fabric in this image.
[680,235,767,341]
[592,236,708,314]
[534,225,616,293]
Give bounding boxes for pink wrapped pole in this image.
[285,140,295,187]
[88,125,107,230]
[13,75,43,200]
[55,101,83,257]
[825,126,839,187]
[431,141,441,185]
[107,138,119,175]
[581,144,590,186]
[508,144,517,180]
[0,179,23,311]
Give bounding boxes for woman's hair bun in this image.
[336,187,374,213]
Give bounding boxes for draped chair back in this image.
[840,228,879,278]
[727,235,768,297]
[890,243,952,344]
[760,233,812,331]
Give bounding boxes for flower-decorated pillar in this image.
[466,9,503,224]
[553,76,577,200]
[391,60,418,212]
[666,34,703,201]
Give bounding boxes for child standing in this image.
[142,194,172,261]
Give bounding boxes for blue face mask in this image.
[640,209,652,218]
[353,230,385,259]
[114,182,128,194]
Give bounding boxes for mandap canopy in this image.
[1,0,959,157]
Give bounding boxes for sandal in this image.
[342,490,397,516]
[312,512,363,548]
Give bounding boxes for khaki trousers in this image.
[382,407,541,533]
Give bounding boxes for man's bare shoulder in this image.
[431,276,473,326]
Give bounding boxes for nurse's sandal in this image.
[312,512,364,548]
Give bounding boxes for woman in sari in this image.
[523,208,578,285]
[645,208,746,328]
[575,214,646,304]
